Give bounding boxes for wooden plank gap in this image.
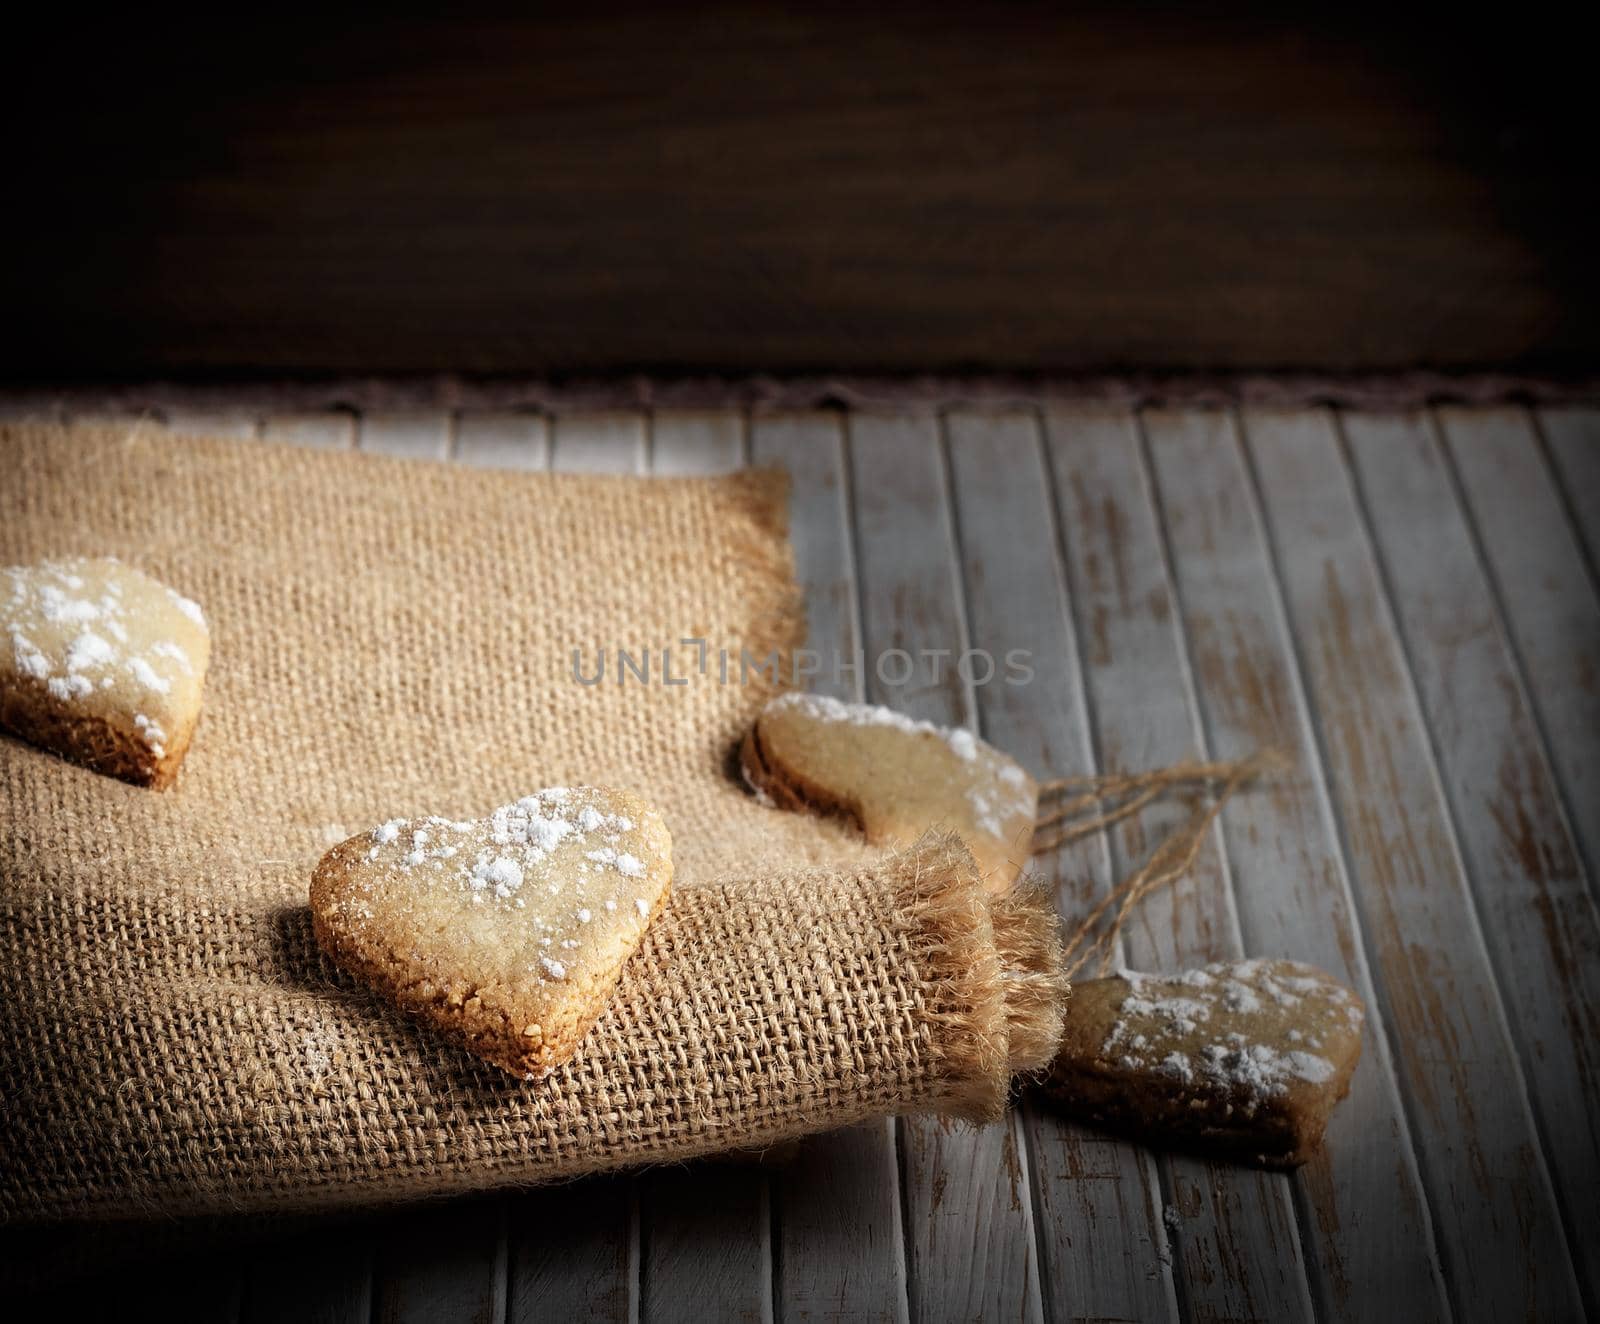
[933,412,982,729]
[835,418,870,709]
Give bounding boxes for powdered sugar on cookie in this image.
[767,692,987,766]
[1099,960,1361,1106]
[311,785,673,1079]
[1,556,211,787]
[747,692,1039,892]
[4,559,205,717]
[337,786,670,990]
[1041,956,1365,1167]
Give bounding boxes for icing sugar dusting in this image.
[473,856,525,898]
[66,631,115,672]
[772,692,987,765]
[1101,959,1360,1104]
[171,593,206,628]
[947,728,978,761]
[769,692,1035,837]
[133,713,167,757]
[353,787,665,984]
[2,559,207,755]
[128,656,171,694]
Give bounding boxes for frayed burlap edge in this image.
[994,878,1069,1077]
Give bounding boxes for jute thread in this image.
[1033,752,1285,981]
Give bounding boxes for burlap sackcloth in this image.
[0,423,1063,1224]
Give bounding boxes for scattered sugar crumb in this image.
[133,713,167,757]
[947,727,978,761]
[171,593,206,628]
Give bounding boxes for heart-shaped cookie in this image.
[741,692,1038,892]
[1039,959,1365,1167]
[1,556,210,788]
[311,786,673,1079]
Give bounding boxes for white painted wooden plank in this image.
[639,407,771,1324]
[358,411,456,461]
[508,1177,635,1324]
[453,412,550,471]
[243,1226,370,1324]
[650,410,746,475]
[550,411,647,474]
[750,412,863,705]
[357,411,448,460]
[162,409,261,440]
[848,410,1043,1324]
[375,1196,507,1324]
[1045,406,1315,1323]
[946,409,1179,1324]
[1344,407,1600,1314]
[643,1167,771,1324]
[1139,407,1446,1321]
[1246,406,1584,1322]
[1541,406,1600,563]
[1442,406,1600,894]
[260,413,355,451]
[751,411,906,1324]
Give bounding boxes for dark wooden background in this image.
[5,3,1594,380]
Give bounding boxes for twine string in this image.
[1030,783,1165,854]
[1037,751,1283,982]
[1035,757,1264,798]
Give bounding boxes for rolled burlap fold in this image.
[0,424,1063,1223]
[5,831,1060,1221]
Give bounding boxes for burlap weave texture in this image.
[0,424,1058,1222]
